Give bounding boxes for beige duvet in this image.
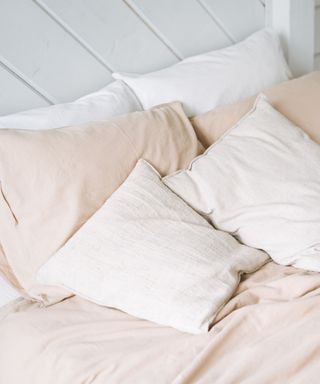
[0,261,320,384]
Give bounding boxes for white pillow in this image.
[113,29,291,117]
[37,160,268,334]
[0,80,142,129]
[164,95,320,272]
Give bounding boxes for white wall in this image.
[1,0,317,116]
[316,0,320,69]
[0,0,265,116]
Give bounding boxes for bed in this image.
[1,262,320,383]
[1,1,320,383]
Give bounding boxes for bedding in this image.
[0,79,142,291]
[191,71,320,148]
[0,274,19,308]
[0,102,203,304]
[164,96,320,271]
[0,244,21,309]
[1,261,320,383]
[38,159,268,334]
[0,244,20,290]
[113,29,290,117]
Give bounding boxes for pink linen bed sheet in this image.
[0,261,319,384]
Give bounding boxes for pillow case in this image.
[0,80,142,291]
[0,80,142,129]
[37,160,268,334]
[113,29,290,117]
[164,96,320,272]
[191,71,320,148]
[0,102,203,303]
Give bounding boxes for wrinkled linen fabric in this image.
[0,102,202,304]
[38,160,267,334]
[191,71,320,148]
[165,96,320,271]
[0,273,19,308]
[1,262,320,383]
[0,80,142,292]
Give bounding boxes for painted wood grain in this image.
[315,54,320,70]
[39,0,178,73]
[1,0,316,115]
[267,0,315,76]
[0,0,112,104]
[316,6,320,54]
[0,64,50,115]
[199,0,265,41]
[126,0,232,58]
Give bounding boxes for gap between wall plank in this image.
[0,57,55,105]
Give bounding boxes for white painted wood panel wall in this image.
[0,0,265,116]
[0,1,316,116]
[316,0,320,69]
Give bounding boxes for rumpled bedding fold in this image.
[1,261,320,384]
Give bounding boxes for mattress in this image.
[0,261,320,384]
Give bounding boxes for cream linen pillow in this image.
[191,71,320,148]
[0,102,203,303]
[164,96,320,272]
[37,160,268,334]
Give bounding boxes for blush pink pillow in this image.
[191,71,320,147]
[0,102,203,303]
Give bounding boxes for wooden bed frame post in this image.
[266,0,315,77]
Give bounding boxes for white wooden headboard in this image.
[316,0,320,68]
[0,0,316,116]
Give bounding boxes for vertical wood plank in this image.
[126,0,232,58]
[315,54,320,69]
[315,6,320,55]
[0,0,112,103]
[266,0,315,76]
